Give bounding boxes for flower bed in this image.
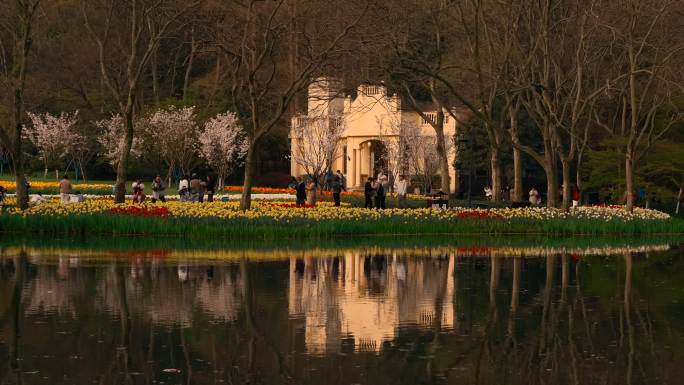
[0,180,113,195]
[1,197,681,238]
[108,205,170,217]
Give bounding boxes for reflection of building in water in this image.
[288,253,455,354]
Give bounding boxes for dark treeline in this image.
[1,0,682,210]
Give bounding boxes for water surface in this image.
[1,239,683,384]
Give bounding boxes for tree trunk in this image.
[625,154,634,212]
[560,158,571,211]
[544,154,558,208]
[240,145,256,210]
[218,172,225,191]
[79,161,87,182]
[115,107,135,203]
[510,109,523,201]
[151,50,160,105]
[166,165,173,188]
[490,145,501,201]
[43,166,48,179]
[513,147,523,201]
[13,103,28,210]
[182,28,196,103]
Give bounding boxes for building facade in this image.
[290,78,461,192]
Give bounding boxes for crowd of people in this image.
[290,170,348,207]
[131,174,217,204]
[10,170,671,212]
[483,184,582,207]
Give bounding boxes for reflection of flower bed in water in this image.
[3,243,673,261]
[0,197,680,237]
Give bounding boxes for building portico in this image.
[291,78,461,193]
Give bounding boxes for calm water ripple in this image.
[1,241,683,384]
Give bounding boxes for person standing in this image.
[324,170,334,192]
[189,173,201,202]
[288,176,298,190]
[205,176,216,202]
[295,177,306,206]
[529,187,540,206]
[132,179,146,203]
[332,175,345,207]
[305,178,317,206]
[380,174,389,208]
[484,186,493,200]
[151,175,166,203]
[59,175,72,204]
[336,170,346,188]
[374,177,386,209]
[572,185,581,208]
[364,177,375,209]
[178,175,189,202]
[396,175,408,208]
[198,177,207,203]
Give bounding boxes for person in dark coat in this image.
[205,176,216,202]
[295,177,307,206]
[332,176,345,207]
[364,177,375,209]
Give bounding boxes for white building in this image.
[290,78,463,192]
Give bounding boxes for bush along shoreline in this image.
[1,199,682,238]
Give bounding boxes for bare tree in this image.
[386,0,522,199]
[82,0,196,203]
[512,0,608,210]
[0,0,42,209]
[215,0,369,209]
[597,0,683,211]
[291,113,344,183]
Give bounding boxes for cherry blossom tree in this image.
[290,113,344,183]
[143,106,198,179]
[24,111,81,179]
[197,112,248,190]
[96,114,142,169]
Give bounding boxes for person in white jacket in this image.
[396,175,408,208]
[178,176,189,202]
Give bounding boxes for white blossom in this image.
[197,112,248,186]
[24,111,81,177]
[96,114,143,168]
[143,106,198,175]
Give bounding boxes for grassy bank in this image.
[1,211,683,239]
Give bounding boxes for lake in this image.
[1,237,683,384]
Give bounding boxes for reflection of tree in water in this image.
[96,262,244,326]
[1,248,683,384]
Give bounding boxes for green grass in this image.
[1,212,683,239]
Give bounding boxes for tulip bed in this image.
[0,180,114,195]
[0,197,682,238]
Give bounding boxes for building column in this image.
[352,149,358,188]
